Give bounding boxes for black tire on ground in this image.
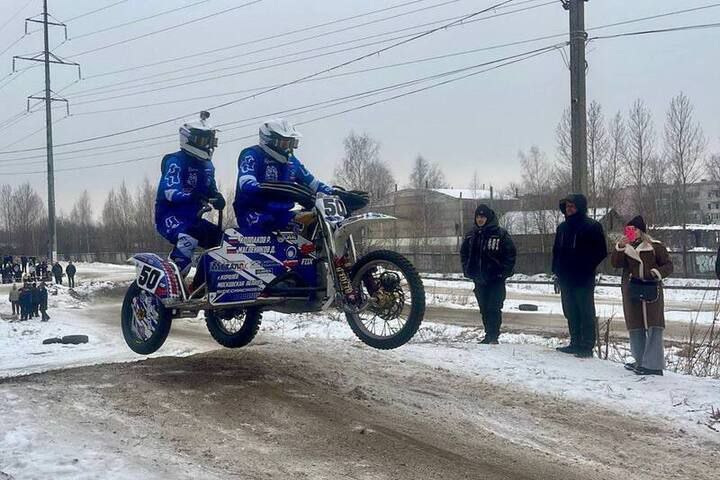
[121,281,172,355]
[61,335,89,344]
[348,250,425,350]
[205,308,262,348]
[518,304,539,312]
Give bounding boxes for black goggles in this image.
[188,128,218,149]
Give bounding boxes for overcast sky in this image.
[0,0,718,215]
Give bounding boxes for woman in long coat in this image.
[610,216,673,376]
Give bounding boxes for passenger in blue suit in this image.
[233,118,333,234]
[155,112,225,276]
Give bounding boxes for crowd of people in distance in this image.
[1,255,77,287]
[3,258,79,322]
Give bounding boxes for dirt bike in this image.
[121,184,425,354]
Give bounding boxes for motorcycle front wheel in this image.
[347,250,425,349]
[121,282,172,355]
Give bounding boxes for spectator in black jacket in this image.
[461,204,517,344]
[19,284,32,321]
[552,193,608,358]
[30,283,40,318]
[39,282,49,322]
[66,261,77,288]
[51,262,63,285]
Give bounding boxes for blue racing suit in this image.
[155,150,222,274]
[233,145,333,234]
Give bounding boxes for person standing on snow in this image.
[552,193,608,358]
[233,118,334,235]
[8,284,20,316]
[38,282,50,322]
[461,204,517,344]
[611,216,672,376]
[66,261,76,288]
[51,262,63,285]
[155,112,225,283]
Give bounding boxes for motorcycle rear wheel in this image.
[121,282,172,355]
[347,250,425,349]
[205,308,262,348]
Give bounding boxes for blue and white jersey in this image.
[155,150,220,234]
[233,145,332,216]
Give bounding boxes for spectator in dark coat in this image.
[461,204,517,344]
[19,284,32,321]
[66,261,77,288]
[552,193,608,358]
[20,256,27,273]
[38,282,49,322]
[30,283,40,318]
[51,262,63,285]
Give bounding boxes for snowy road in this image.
[1,263,720,479]
[2,336,719,480]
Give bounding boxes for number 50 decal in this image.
[137,264,163,292]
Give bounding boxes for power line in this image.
[64,1,263,58]
[66,5,555,104]
[0,0,518,155]
[69,0,213,40]
[0,0,34,38]
[3,1,713,156]
[72,0,465,80]
[69,0,468,89]
[1,42,562,176]
[589,21,720,41]
[0,33,30,59]
[586,2,720,34]
[63,0,130,23]
[0,43,556,165]
[66,0,552,97]
[67,30,571,116]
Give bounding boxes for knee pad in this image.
[171,233,199,275]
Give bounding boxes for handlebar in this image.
[198,200,223,230]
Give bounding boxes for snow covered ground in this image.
[0,263,214,379]
[1,263,719,480]
[424,273,720,325]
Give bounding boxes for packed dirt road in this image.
[2,330,719,479]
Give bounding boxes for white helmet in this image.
[259,118,301,157]
[180,111,218,160]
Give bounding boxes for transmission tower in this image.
[12,0,81,263]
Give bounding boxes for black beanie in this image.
[626,215,647,233]
[475,204,493,218]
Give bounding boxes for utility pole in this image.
[13,0,80,262]
[563,0,588,195]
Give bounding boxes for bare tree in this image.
[70,190,94,254]
[708,152,720,183]
[554,108,572,193]
[468,170,482,204]
[334,131,395,204]
[625,99,657,217]
[519,146,556,247]
[598,111,626,215]
[408,155,447,189]
[664,92,707,220]
[587,101,609,214]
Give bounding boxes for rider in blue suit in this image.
[155,112,225,276]
[233,118,333,234]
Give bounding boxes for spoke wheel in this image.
[206,308,262,348]
[121,282,172,355]
[347,250,425,349]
